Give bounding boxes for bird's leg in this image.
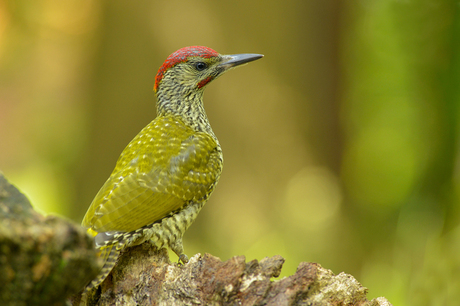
[170,237,189,264]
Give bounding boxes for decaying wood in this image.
[0,172,392,306]
[75,242,392,306]
[0,172,100,306]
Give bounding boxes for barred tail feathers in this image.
[83,242,121,294]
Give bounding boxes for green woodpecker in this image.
[81,46,263,292]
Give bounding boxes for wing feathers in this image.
[82,116,222,234]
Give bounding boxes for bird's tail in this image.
[82,240,121,295]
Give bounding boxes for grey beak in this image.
[219,53,264,69]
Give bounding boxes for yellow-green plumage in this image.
[82,115,222,293]
[82,116,221,233]
[81,46,263,293]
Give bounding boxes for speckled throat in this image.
[81,46,262,296]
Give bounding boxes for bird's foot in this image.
[178,253,189,265]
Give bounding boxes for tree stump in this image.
[0,172,392,306]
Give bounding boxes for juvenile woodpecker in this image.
[81,46,263,292]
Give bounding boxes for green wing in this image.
[82,116,222,233]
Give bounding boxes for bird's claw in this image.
[178,253,189,265]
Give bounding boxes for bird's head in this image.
[154,46,263,116]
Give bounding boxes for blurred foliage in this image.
[1,0,459,305]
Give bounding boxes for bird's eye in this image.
[195,62,207,71]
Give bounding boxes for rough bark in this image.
[74,244,392,306]
[0,172,101,306]
[0,172,392,306]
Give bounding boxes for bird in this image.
[81,46,263,293]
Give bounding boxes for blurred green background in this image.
[1,0,459,304]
